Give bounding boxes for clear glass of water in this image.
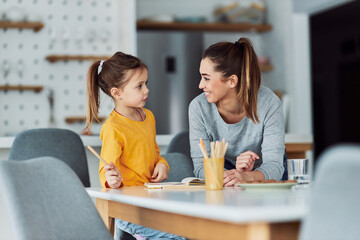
[287,159,310,185]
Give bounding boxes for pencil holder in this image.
[203,157,224,190]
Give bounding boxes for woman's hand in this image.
[223,169,248,187]
[104,162,123,188]
[150,163,168,182]
[223,169,265,186]
[236,151,259,172]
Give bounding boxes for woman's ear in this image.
[227,74,239,88]
[110,87,122,100]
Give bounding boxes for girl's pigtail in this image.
[237,38,261,123]
[86,60,102,132]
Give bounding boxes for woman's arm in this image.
[188,100,209,179]
[255,98,285,180]
[223,95,285,185]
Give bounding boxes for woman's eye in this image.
[204,77,210,81]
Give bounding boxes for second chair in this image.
[9,128,90,187]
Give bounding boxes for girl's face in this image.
[199,58,230,103]
[120,68,149,108]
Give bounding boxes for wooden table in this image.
[87,186,309,240]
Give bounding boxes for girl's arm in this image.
[99,124,124,188]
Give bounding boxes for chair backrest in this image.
[166,130,190,158]
[161,153,195,182]
[300,144,360,240]
[0,157,113,240]
[282,151,288,180]
[9,128,90,187]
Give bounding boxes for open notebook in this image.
[144,177,205,189]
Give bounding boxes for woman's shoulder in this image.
[257,86,283,120]
[189,93,211,111]
[258,86,281,105]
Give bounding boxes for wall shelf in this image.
[65,116,105,124]
[259,63,274,72]
[0,85,43,93]
[137,20,272,32]
[46,55,111,63]
[0,21,44,32]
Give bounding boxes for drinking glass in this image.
[287,159,310,184]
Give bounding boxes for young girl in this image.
[86,52,185,240]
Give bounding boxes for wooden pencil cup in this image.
[203,157,224,190]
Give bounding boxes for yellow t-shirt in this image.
[99,108,169,188]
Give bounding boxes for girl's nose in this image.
[144,85,149,94]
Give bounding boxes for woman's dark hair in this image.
[203,37,261,123]
[86,52,147,130]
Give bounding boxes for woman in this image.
[189,38,285,186]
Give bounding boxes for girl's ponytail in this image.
[237,38,261,123]
[86,60,101,131]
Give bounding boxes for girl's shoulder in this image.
[141,107,152,116]
[141,108,155,120]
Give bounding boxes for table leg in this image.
[96,198,115,236]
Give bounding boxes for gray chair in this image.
[9,128,90,187]
[161,152,195,182]
[300,144,360,240]
[0,157,113,240]
[163,130,195,182]
[166,130,190,158]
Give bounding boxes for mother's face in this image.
[199,58,230,103]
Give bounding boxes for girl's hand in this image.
[236,151,259,172]
[150,163,168,183]
[104,162,123,188]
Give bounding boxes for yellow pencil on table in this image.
[87,146,108,166]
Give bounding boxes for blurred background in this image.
[0,0,359,158]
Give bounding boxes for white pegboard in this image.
[0,0,136,136]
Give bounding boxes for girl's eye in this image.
[204,77,210,81]
[137,85,142,89]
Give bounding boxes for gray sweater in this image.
[188,86,285,180]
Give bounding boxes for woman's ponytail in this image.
[202,37,261,124]
[237,38,261,123]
